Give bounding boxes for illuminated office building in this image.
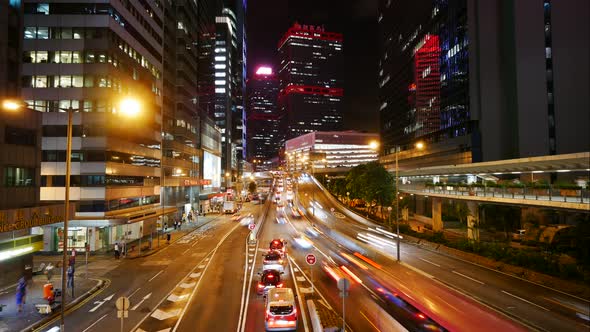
[21,0,168,252]
[277,23,344,139]
[285,131,379,174]
[245,66,281,163]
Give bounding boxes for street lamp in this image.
[3,97,141,331]
[370,140,425,262]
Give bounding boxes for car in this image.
[231,214,243,222]
[276,216,287,224]
[265,288,298,331]
[257,270,284,296]
[269,239,286,257]
[263,251,284,272]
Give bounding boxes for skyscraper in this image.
[160,0,202,218]
[378,0,589,168]
[22,0,167,252]
[277,23,344,139]
[214,7,241,183]
[245,66,280,162]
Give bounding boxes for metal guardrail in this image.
[400,184,590,204]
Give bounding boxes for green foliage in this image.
[343,162,394,207]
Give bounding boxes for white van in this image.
[265,288,297,331]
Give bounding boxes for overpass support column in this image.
[467,201,480,241]
[432,197,443,232]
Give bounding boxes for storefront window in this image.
[57,227,88,251]
[4,167,35,186]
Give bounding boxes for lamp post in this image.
[3,97,140,331]
[370,140,425,263]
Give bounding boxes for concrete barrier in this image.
[307,299,323,332]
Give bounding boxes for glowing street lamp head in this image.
[2,99,22,112]
[415,141,425,150]
[119,97,141,117]
[369,141,379,150]
[255,66,273,76]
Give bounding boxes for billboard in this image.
[203,151,221,189]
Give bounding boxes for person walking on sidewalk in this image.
[114,242,120,259]
[16,276,27,312]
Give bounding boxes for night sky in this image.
[246,0,380,132]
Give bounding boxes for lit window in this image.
[545,47,552,59]
[24,27,36,39]
[215,80,226,85]
[214,64,226,69]
[215,88,226,94]
[215,72,226,77]
[215,56,227,61]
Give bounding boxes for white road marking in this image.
[299,287,313,293]
[167,294,188,303]
[89,293,114,312]
[128,288,141,298]
[189,272,201,278]
[81,313,107,332]
[452,270,485,285]
[131,293,152,311]
[248,253,254,257]
[419,257,441,267]
[296,276,306,282]
[182,248,190,255]
[248,259,253,263]
[179,282,196,289]
[501,290,550,311]
[151,308,181,320]
[157,329,172,332]
[148,270,164,282]
[198,264,206,268]
[293,267,299,272]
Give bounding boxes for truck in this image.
[223,200,237,214]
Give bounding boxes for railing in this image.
[400,184,590,204]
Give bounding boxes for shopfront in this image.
[0,204,69,288]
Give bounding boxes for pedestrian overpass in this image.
[397,152,589,240]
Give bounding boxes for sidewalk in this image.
[0,270,101,332]
[0,215,221,331]
[124,214,219,259]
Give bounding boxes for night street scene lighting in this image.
[0,1,588,332]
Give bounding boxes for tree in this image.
[345,164,368,200]
[248,181,257,194]
[358,162,394,217]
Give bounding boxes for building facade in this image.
[161,0,202,219]
[22,0,171,252]
[277,23,344,139]
[213,7,241,185]
[245,66,281,163]
[378,0,589,170]
[285,131,379,174]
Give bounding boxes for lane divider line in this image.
[501,290,550,312]
[173,223,242,331]
[452,270,485,285]
[288,255,310,332]
[81,313,108,332]
[148,270,164,282]
[130,224,239,332]
[360,311,381,332]
[419,257,441,268]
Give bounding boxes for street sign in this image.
[306,253,316,265]
[337,277,350,290]
[115,296,130,311]
[248,223,256,230]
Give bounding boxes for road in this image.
[296,174,590,332]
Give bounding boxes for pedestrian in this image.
[67,265,74,297]
[114,242,120,259]
[16,276,27,312]
[178,220,182,230]
[173,220,177,230]
[166,233,171,244]
[45,262,54,282]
